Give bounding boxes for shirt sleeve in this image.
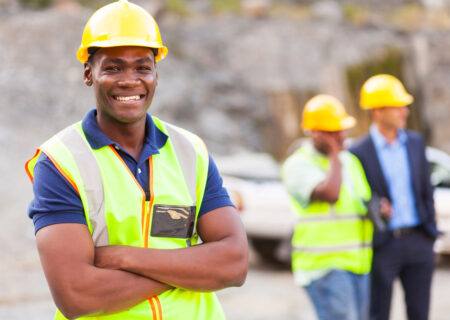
[198,155,234,217]
[28,153,87,234]
[282,154,326,208]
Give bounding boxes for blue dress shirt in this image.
[370,125,419,229]
[28,109,233,233]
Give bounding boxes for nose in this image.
[117,78,140,88]
[117,69,141,87]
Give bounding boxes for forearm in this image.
[36,224,170,319]
[95,208,248,292]
[311,153,342,203]
[100,236,246,291]
[55,265,170,318]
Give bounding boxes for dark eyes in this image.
[137,66,153,72]
[102,65,153,73]
[103,65,120,72]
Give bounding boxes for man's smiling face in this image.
[84,46,157,125]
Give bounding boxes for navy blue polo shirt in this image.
[28,109,233,234]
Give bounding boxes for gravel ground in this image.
[1,116,449,320]
[1,242,450,320]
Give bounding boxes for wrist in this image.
[118,246,134,271]
[120,247,150,273]
[328,151,340,159]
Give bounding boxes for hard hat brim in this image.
[77,39,168,64]
[340,115,356,131]
[360,92,414,109]
[302,115,356,132]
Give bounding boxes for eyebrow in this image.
[102,57,154,65]
[136,57,155,64]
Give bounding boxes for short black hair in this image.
[86,47,159,64]
[151,48,159,59]
[87,47,100,64]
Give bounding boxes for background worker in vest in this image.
[282,95,373,320]
[350,74,439,320]
[25,1,248,319]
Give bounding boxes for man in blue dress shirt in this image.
[350,74,439,320]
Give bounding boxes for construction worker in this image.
[282,95,373,320]
[25,1,248,319]
[350,74,439,320]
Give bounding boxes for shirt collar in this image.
[370,124,407,149]
[81,109,168,155]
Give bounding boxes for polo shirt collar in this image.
[370,124,407,149]
[81,109,168,155]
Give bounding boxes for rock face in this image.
[2,1,450,159]
[2,2,450,316]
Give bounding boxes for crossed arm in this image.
[36,206,248,319]
[94,206,248,291]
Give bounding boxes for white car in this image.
[219,147,450,266]
[427,148,450,253]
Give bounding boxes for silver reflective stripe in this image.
[164,123,198,245]
[297,214,368,223]
[293,243,372,253]
[59,127,108,247]
[164,123,197,205]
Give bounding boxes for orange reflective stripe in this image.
[144,156,154,248]
[44,151,79,194]
[109,146,147,245]
[155,296,163,320]
[141,197,147,243]
[148,298,158,320]
[25,149,42,182]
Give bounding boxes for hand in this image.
[321,133,342,157]
[324,135,342,156]
[94,246,126,270]
[379,197,392,220]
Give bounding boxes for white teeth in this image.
[114,95,141,101]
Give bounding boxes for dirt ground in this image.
[1,118,449,319]
[1,241,450,320]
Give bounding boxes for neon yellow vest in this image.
[282,146,373,275]
[26,117,226,320]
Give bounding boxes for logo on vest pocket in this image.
[151,204,196,238]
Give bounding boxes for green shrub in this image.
[343,3,369,26]
[210,0,241,14]
[75,0,109,9]
[166,0,189,16]
[18,0,53,9]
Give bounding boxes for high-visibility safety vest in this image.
[282,146,373,275]
[25,117,225,320]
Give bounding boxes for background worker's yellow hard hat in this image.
[302,94,356,132]
[76,0,168,64]
[360,74,414,109]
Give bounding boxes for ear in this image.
[155,70,159,87]
[310,130,319,140]
[83,63,93,87]
[369,109,378,121]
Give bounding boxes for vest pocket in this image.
[151,204,196,238]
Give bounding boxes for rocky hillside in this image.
[2,0,450,187]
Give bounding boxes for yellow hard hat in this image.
[302,94,356,132]
[76,0,168,64]
[360,74,414,109]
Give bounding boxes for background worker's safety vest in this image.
[282,146,373,275]
[26,117,225,320]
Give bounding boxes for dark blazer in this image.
[350,130,439,248]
